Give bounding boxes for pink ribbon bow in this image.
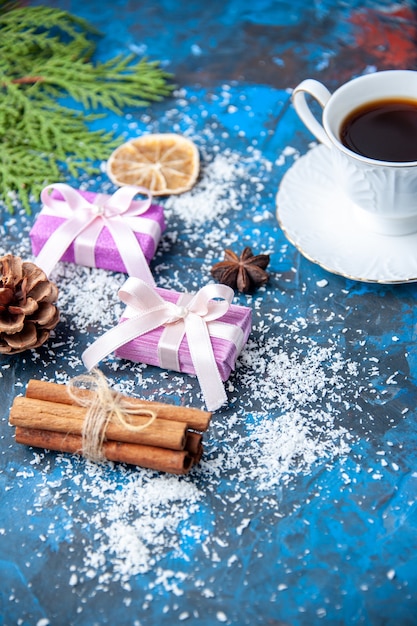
[82,277,235,411]
[35,183,156,283]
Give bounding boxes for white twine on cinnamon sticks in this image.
[67,369,157,462]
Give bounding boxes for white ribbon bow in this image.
[35,183,158,283]
[82,277,235,411]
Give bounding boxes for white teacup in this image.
[292,70,417,236]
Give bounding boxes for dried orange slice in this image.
[107,133,200,195]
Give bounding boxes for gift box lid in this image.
[115,286,252,381]
[30,185,166,278]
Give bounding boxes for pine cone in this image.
[0,254,59,354]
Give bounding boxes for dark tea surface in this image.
[340,98,417,162]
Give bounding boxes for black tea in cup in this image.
[340,98,417,162]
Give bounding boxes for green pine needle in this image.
[0,4,175,213]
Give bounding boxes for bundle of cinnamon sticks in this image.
[9,379,212,475]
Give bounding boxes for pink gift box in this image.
[30,188,166,274]
[115,286,252,381]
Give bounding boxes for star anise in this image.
[210,247,270,293]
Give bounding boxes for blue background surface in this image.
[1,1,417,625]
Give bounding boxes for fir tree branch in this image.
[0,6,99,59]
[0,5,175,213]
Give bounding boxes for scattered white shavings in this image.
[164,148,273,224]
[238,337,358,413]
[275,145,299,166]
[240,408,352,490]
[0,208,33,259]
[58,463,204,584]
[201,336,358,492]
[50,264,124,332]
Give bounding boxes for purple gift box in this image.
[30,187,166,275]
[115,286,252,381]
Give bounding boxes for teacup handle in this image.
[292,79,332,148]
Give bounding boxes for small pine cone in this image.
[0,253,59,354]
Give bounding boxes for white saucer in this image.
[276,145,417,283]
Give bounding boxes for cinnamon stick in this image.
[15,426,194,475]
[10,396,188,451]
[185,431,203,456]
[26,379,212,432]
